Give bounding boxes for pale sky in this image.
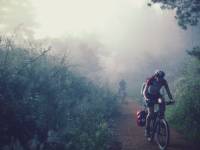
[31,0,153,38]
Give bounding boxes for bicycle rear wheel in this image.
[155,119,169,150]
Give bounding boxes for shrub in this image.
[0,36,117,149]
[167,56,200,141]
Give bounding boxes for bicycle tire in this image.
[155,119,170,150]
[148,118,155,142]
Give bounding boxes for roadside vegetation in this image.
[0,36,118,150]
[167,48,200,141]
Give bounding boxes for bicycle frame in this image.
[150,110,163,140]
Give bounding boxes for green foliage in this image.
[149,0,200,29]
[0,36,117,149]
[166,56,200,141]
[187,46,200,61]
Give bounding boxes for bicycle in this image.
[145,100,175,150]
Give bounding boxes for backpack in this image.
[136,110,147,127]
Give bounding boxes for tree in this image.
[187,46,200,61]
[149,0,200,60]
[149,0,200,29]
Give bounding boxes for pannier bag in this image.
[136,110,147,127]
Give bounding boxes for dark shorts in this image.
[145,94,161,107]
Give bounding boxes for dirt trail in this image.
[111,98,199,150]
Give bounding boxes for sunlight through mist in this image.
[31,0,152,38]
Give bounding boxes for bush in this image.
[167,56,200,141]
[0,36,117,150]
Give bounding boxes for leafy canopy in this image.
[149,0,200,29]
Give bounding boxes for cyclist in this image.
[119,79,126,92]
[118,79,127,102]
[141,70,174,140]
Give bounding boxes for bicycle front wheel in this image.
[155,119,170,150]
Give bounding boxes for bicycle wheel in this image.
[155,119,170,150]
[148,118,155,142]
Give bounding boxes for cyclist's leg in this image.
[145,101,154,137]
[158,97,166,117]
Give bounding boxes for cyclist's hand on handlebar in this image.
[166,100,175,105]
[170,99,175,104]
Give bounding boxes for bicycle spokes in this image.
[156,120,169,150]
[158,124,166,145]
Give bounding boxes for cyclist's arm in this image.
[141,82,146,95]
[164,81,173,100]
[142,78,153,100]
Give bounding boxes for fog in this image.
[0,0,200,95]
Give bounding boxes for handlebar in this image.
[165,101,175,105]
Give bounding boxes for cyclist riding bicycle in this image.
[141,70,174,140]
[118,79,127,102]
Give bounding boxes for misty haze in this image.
[0,0,200,150]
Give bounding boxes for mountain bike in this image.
[146,100,175,150]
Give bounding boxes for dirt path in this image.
[111,98,199,150]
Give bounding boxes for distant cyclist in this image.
[118,79,127,102]
[141,70,174,139]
